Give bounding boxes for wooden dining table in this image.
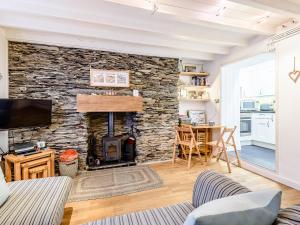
[182,124,223,161]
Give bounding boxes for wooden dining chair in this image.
[194,129,208,162]
[172,125,203,169]
[206,126,241,173]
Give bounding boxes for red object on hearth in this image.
[60,149,78,162]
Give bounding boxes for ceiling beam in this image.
[104,0,275,35]
[0,11,229,55]
[4,28,215,61]
[0,1,249,47]
[229,0,300,19]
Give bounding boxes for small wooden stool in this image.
[28,165,48,179]
[21,158,51,180]
[4,149,55,182]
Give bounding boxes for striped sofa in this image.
[0,176,72,225]
[85,170,300,225]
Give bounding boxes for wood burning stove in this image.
[77,95,142,170]
[102,136,122,161]
[102,112,122,162]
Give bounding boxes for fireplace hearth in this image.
[77,95,143,170]
[86,112,137,170]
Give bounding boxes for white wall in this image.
[206,34,300,190]
[205,36,269,124]
[0,28,8,153]
[276,34,300,185]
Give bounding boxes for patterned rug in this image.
[68,165,163,202]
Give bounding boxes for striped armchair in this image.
[0,176,72,225]
[85,170,300,225]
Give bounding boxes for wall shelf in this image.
[178,85,209,89]
[77,95,143,112]
[178,98,210,102]
[179,72,208,77]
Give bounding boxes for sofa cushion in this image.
[275,204,300,225]
[84,202,195,225]
[185,189,282,225]
[0,168,9,206]
[192,170,251,208]
[0,176,72,225]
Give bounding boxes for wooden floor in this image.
[62,160,300,225]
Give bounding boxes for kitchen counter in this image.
[241,110,275,114]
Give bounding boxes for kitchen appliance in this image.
[260,103,274,112]
[240,112,252,136]
[240,100,258,111]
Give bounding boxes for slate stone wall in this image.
[8,42,179,168]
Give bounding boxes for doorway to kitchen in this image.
[221,53,276,172]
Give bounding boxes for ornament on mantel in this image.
[289,57,300,83]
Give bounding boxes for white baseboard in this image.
[241,140,276,150]
[241,161,300,191]
[240,140,252,146]
[251,141,276,150]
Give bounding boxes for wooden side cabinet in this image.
[4,149,55,182]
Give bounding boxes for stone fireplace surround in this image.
[8,42,179,169]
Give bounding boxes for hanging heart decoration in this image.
[289,57,300,83]
[289,70,300,83]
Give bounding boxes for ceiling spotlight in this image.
[216,6,226,17]
[145,0,159,15]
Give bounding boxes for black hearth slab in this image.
[86,161,136,170]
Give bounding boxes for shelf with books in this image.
[179,72,208,76]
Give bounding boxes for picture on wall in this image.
[188,110,206,125]
[90,69,130,87]
[184,65,197,72]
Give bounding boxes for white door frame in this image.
[221,53,279,177]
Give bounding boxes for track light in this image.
[216,6,226,17]
[145,0,159,15]
[257,15,270,24]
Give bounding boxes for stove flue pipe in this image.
[108,112,114,137]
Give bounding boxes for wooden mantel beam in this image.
[77,95,143,113]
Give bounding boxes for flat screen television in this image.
[0,99,52,130]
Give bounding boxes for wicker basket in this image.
[59,159,78,178]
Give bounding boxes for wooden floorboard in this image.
[62,160,300,225]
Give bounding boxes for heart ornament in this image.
[289,57,300,83]
[289,70,300,83]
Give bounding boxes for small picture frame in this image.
[90,69,130,87]
[184,65,197,72]
[188,110,206,125]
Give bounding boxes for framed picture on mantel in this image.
[90,69,130,87]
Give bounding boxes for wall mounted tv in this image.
[0,99,52,130]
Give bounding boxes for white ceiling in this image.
[0,0,299,61]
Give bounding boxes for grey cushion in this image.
[184,189,282,225]
[192,170,251,208]
[0,176,72,225]
[84,202,195,225]
[0,168,9,206]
